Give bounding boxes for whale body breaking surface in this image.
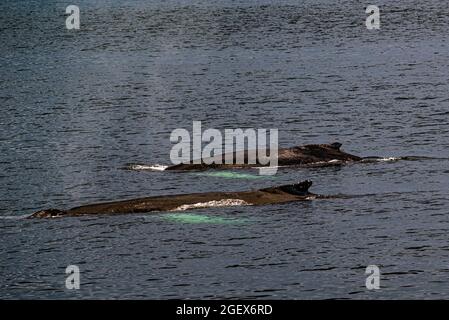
[165,142,362,171]
[30,180,321,218]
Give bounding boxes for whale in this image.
[165,142,362,171]
[30,180,322,218]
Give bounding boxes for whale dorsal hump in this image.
[329,142,342,150]
[277,180,313,195]
[295,180,313,192]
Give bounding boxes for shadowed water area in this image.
[1,0,449,299]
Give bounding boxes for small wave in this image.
[126,164,168,171]
[400,156,449,161]
[171,199,250,211]
[301,159,344,167]
[362,155,449,163]
[0,214,29,220]
[374,157,401,162]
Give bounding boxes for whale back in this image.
[278,142,361,165]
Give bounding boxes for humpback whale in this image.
[30,180,321,218]
[165,142,361,171]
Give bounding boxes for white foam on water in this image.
[307,159,343,165]
[128,164,168,171]
[0,214,30,220]
[375,157,401,162]
[171,199,250,211]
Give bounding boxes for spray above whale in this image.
[30,180,325,218]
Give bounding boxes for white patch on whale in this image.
[171,199,250,211]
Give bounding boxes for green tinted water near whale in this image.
[192,171,274,180]
[162,213,249,224]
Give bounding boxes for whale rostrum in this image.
[30,180,323,218]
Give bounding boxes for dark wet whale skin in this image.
[166,143,362,171]
[30,180,316,218]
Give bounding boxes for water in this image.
[1,0,449,299]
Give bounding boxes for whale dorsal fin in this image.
[329,142,342,150]
[278,180,313,195]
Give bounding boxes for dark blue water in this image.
[1,0,449,299]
